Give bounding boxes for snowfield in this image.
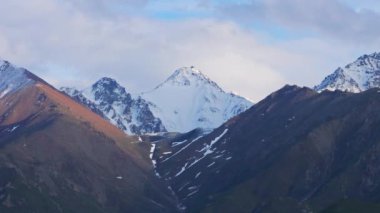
[142,67,252,133]
[61,67,252,135]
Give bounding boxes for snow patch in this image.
[173,129,228,178]
[149,143,161,178]
[175,162,188,177]
[186,190,199,198]
[8,125,19,132]
[172,139,187,147]
[195,172,201,179]
[149,143,156,159]
[207,162,215,167]
[162,135,204,163]
[213,154,223,159]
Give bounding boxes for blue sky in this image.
[0,0,379,101]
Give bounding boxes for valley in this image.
[2,52,380,212]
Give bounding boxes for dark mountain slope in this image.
[0,64,176,212]
[153,85,380,212]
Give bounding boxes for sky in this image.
[0,0,380,101]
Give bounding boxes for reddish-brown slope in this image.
[0,77,176,212]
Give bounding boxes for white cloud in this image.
[220,0,380,42]
[0,0,291,101]
[0,0,379,102]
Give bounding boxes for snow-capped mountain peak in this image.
[92,77,125,94]
[62,77,166,135]
[142,67,253,133]
[356,52,380,61]
[155,67,222,90]
[63,67,253,134]
[315,52,380,92]
[84,77,131,103]
[0,60,34,98]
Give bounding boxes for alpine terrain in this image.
[315,52,380,92]
[63,66,253,134]
[0,59,177,212]
[150,85,380,212]
[141,67,253,133]
[61,78,166,135]
[5,54,380,213]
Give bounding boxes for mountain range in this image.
[62,66,253,135]
[152,85,380,212]
[2,52,380,212]
[61,78,166,135]
[315,52,380,92]
[141,67,253,133]
[0,59,176,212]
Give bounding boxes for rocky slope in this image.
[0,60,35,98]
[315,52,380,92]
[63,67,253,135]
[0,60,176,212]
[141,67,253,133]
[151,85,380,212]
[61,78,166,135]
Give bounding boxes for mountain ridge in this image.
[151,84,380,212]
[0,59,177,212]
[61,77,166,135]
[141,66,253,133]
[62,66,253,134]
[315,52,380,92]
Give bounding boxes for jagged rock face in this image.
[62,67,252,135]
[62,78,166,135]
[90,77,134,107]
[0,60,34,98]
[315,52,380,92]
[141,67,253,133]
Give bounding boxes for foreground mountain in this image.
[0,60,176,212]
[151,85,380,212]
[61,78,166,135]
[315,52,380,92]
[141,67,253,133]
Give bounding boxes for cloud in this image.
[219,0,380,43]
[0,0,291,101]
[0,0,379,102]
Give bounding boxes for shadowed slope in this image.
[154,85,380,212]
[0,69,177,212]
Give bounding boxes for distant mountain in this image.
[0,60,41,98]
[151,85,380,212]
[61,77,166,135]
[141,67,253,133]
[60,87,106,117]
[0,59,176,212]
[63,67,253,135]
[315,52,380,92]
